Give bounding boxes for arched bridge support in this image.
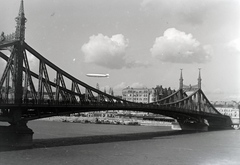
[177,120,208,131]
[0,111,33,149]
[176,117,209,131]
[207,116,233,131]
[173,115,233,131]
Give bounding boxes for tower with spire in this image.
[179,68,202,92]
[13,0,27,106]
[198,68,202,89]
[179,69,183,89]
[15,0,27,42]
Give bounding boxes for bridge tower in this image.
[0,0,33,148]
[11,0,26,124]
[179,69,183,90]
[177,69,185,100]
[176,69,207,131]
[198,68,201,89]
[197,68,202,112]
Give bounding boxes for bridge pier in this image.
[207,117,233,131]
[177,121,208,131]
[173,117,233,131]
[0,121,33,149]
[172,119,209,131]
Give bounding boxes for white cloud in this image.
[212,88,224,94]
[114,82,146,91]
[114,82,128,90]
[150,28,211,63]
[227,38,240,54]
[81,33,129,69]
[82,33,150,69]
[130,82,146,88]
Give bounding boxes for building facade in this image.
[122,86,176,104]
[212,101,240,127]
[154,85,176,100]
[122,87,156,103]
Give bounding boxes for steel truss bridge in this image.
[0,0,232,132]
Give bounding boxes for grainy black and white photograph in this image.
[0,0,240,164]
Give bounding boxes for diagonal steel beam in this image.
[42,62,54,101]
[0,40,19,50]
[24,42,126,103]
[22,50,37,100]
[0,50,15,89]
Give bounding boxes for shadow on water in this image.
[0,130,199,152]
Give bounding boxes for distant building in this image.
[122,86,176,104]
[122,87,156,103]
[212,101,240,127]
[154,85,176,100]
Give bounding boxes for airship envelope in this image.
[86,73,109,78]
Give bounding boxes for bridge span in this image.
[0,1,232,147]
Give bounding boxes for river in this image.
[0,120,240,165]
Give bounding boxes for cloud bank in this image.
[81,34,129,69]
[227,38,240,54]
[150,28,211,63]
[82,34,150,69]
[140,0,239,26]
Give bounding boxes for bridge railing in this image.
[0,41,225,122]
[157,89,222,115]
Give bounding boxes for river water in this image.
[0,120,240,165]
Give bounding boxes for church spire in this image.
[15,0,27,41]
[198,68,202,89]
[179,69,183,89]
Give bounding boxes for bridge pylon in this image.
[0,0,27,124]
[0,0,33,148]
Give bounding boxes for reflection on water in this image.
[0,121,240,165]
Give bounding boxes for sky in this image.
[0,0,240,101]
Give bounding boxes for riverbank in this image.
[38,116,172,127]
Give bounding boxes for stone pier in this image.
[0,123,33,149]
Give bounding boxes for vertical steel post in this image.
[197,68,202,112]
[11,0,27,124]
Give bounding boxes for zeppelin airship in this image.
[86,73,109,78]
